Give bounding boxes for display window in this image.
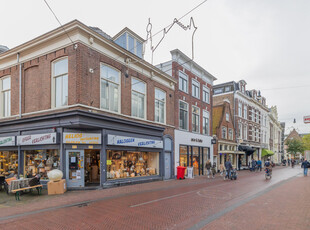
[0,151,18,176]
[192,147,199,176]
[179,145,188,167]
[24,150,60,180]
[107,150,159,179]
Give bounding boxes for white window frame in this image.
[203,110,209,135]
[51,57,68,108]
[222,127,227,139]
[243,105,247,119]
[238,123,243,139]
[178,71,188,93]
[243,124,247,140]
[228,128,233,140]
[226,113,229,121]
[100,63,121,113]
[202,85,210,104]
[238,102,242,117]
[192,105,200,133]
[0,76,11,117]
[192,79,200,99]
[131,77,146,119]
[179,100,189,131]
[154,88,166,124]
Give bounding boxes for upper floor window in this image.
[179,100,188,130]
[252,109,255,121]
[238,102,242,117]
[0,76,11,117]
[222,127,227,139]
[115,32,143,58]
[203,85,210,104]
[226,113,229,121]
[155,88,166,123]
[243,105,247,119]
[179,71,188,93]
[131,78,146,119]
[192,106,200,133]
[100,64,120,112]
[192,79,200,99]
[52,57,68,108]
[228,128,233,140]
[203,110,209,135]
[214,88,224,94]
[243,125,248,140]
[225,86,231,92]
[238,123,242,139]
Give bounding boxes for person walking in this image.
[205,160,212,178]
[251,159,256,172]
[224,158,233,180]
[301,159,309,176]
[257,159,262,171]
[211,162,216,178]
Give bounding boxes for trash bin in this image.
[176,166,186,180]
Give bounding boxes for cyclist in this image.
[264,158,272,175]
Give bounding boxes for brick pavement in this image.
[0,166,303,230]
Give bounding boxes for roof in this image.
[89,27,112,40]
[112,27,146,42]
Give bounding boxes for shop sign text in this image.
[107,135,163,148]
[63,133,101,144]
[0,136,15,146]
[191,138,203,143]
[17,133,57,145]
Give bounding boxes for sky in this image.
[1,0,310,134]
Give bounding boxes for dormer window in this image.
[114,31,143,58]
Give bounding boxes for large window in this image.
[238,123,243,139]
[243,105,247,119]
[203,110,209,135]
[179,101,188,130]
[0,151,17,176]
[53,58,68,108]
[114,32,143,58]
[243,125,248,140]
[131,78,146,119]
[179,71,188,93]
[192,79,200,99]
[238,102,242,117]
[0,76,11,117]
[203,85,210,103]
[228,128,233,140]
[100,64,120,112]
[106,150,159,179]
[155,88,166,123]
[192,106,200,133]
[222,127,227,139]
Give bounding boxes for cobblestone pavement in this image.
[0,166,306,230]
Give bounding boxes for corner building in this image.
[0,20,176,189]
[157,49,217,176]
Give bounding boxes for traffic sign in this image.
[304,116,310,124]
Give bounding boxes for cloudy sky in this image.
[1,0,309,134]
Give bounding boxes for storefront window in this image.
[106,150,159,179]
[0,151,18,176]
[192,147,199,176]
[203,147,208,175]
[179,145,188,167]
[24,150,60,180]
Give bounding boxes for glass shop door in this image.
[66,150,84,188]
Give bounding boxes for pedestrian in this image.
[224,158,233,179]
[220,163,225,176]
[301,158,309,176]
[251,159,256,172]
[205,160,212,178]
[257,159,262,171]
[211,162,216,178]
[238,157,242,171]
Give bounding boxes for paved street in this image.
[0,166,308,230]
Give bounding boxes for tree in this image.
[302,134,310,150]
[286,139,305,156]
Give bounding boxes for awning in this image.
[262,149,274,157]
[238,145,255,155]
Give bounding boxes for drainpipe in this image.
[17,52,22,118]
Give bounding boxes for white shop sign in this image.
[17,133,57,146]
[107,135,163,148]
[0,136,15,147]
[63,133,102,144]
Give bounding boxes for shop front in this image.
[0,136,17,177]
[175,130,213,176]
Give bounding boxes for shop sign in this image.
[304,115,310,124]
[17,133,57,146]
[191,138,203,143]
[63,133,101,144]
[107,135,163,148]
[0,136,15,147]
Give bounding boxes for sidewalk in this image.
[0,169,257,219]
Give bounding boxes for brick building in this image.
[157,49,216,176]
[0,20,176,188]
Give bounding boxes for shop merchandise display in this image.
[107,151,159,179]
[25,150,60,180]
[0,151,18,176]
[47,169,63,181]
[85,150,100,184]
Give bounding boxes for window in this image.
[155,88,166,123]
[179,71,188,93]
[52,58,68,108]
[203,110,209,135]
[243,105,247,119]
[192,106,200,133]
[214,88,224,94]
[222,127,227,139]
[238,102,242,117]
[252,109,255,121]
[100,64,120,112]
[131,78,146,119]
[203,85,210,103]
[243,125,247,140]
[0,76,11,117]
[228,128,233,140]
[192,79,200,99]
[179,101,188,130]
[226,113,229,121]
[115,32,143,58]
[238,123,242,139]
[225,86,230,92]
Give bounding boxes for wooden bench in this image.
[12,184,43,201]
